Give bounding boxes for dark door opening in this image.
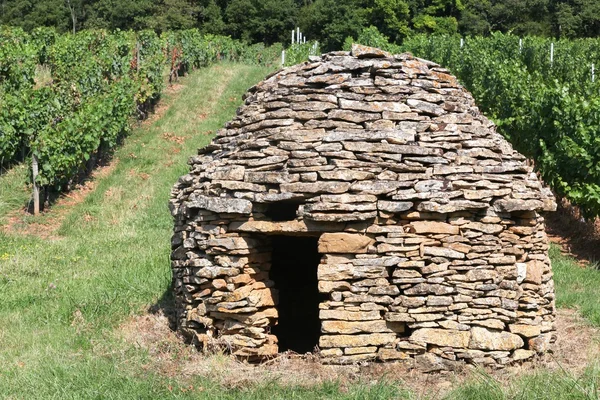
[269,235,323,354]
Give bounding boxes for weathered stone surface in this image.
[188,194,252,214]
[509,324,541,338]
[463,222,503,234]
[317,262,387,280]
[469,327,524,351]
[351,44,392,58]
[378,348,411,361]
[415,353,459,372]
[280,181,351,194]
[410,328,470,348]
[319,310,381,321]
[512,349,535,361]
[525,260,544,285]
[411,221,459,234]
[528,334,553,353]
[319,333,396,348]
[322,320,404,334]
[318,233,374,254]
[378,200,413,213]
[424,246,465,259]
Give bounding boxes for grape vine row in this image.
[0,27,281,193]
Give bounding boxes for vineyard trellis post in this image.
[550,42,554,66]
[592,63,595,82]
[32,154,40,215]
[281,50,285,66]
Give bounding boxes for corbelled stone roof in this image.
[170,44,555,219]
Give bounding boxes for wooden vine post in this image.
[32,153,40,215]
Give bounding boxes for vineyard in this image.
[0,28,291,209]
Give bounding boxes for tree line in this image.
[1,0,599,50]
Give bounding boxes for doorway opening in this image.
[269,235,323,353]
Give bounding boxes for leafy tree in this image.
[409,0,463,34]
[0,0,71,32]
[84,0,155,31]
[367,0,411,42]
[552,0,600,38]
[149,0,199,32]
[300,0,367,50]
[197,0,226,34]
[225,0,298,44]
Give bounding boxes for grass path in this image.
[0,63,600,399]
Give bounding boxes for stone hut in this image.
[169,45,557,370]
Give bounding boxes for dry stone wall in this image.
[169,44,557,371]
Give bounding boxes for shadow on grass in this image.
[148,280,179,333]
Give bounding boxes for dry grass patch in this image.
[118,308,599,398]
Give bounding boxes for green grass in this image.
[1,62,600,399]
[552,245,600,326]
[0,163,30,224]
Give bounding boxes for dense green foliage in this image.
[0,27,280,191]
[396,33,600,217]
[2,0,600,51]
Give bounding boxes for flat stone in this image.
[329,109,381,123]
[494,199,544,212]
[465,269,498,282]
[319,170,374,181]
[378,200,413,213]
[318,281,352,292]
[340,98,410,113]
[525,260,544,285]
[378,348,411,361]
[528,334,552,353]
[424,247,465,259]
[411,221,459,235]
[463,222,503,234]
[322,320,404,334]
[410,328,470,348]
[343,141,442,156]
[415,353,458,372]
[318,233,374,254]
[318,263,387,280]
[280,181,351,194]
[322,130,415,143]
[319,309,381,321]
[351,44,392,58]
[418,200,489,213]
[513,349,535,361]
[469,327,524,351]
[509,324,541,338]
[187,194,252,214]
[319,333,396,348]
[404,283,455,295]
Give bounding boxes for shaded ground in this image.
[546,197,600,267]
